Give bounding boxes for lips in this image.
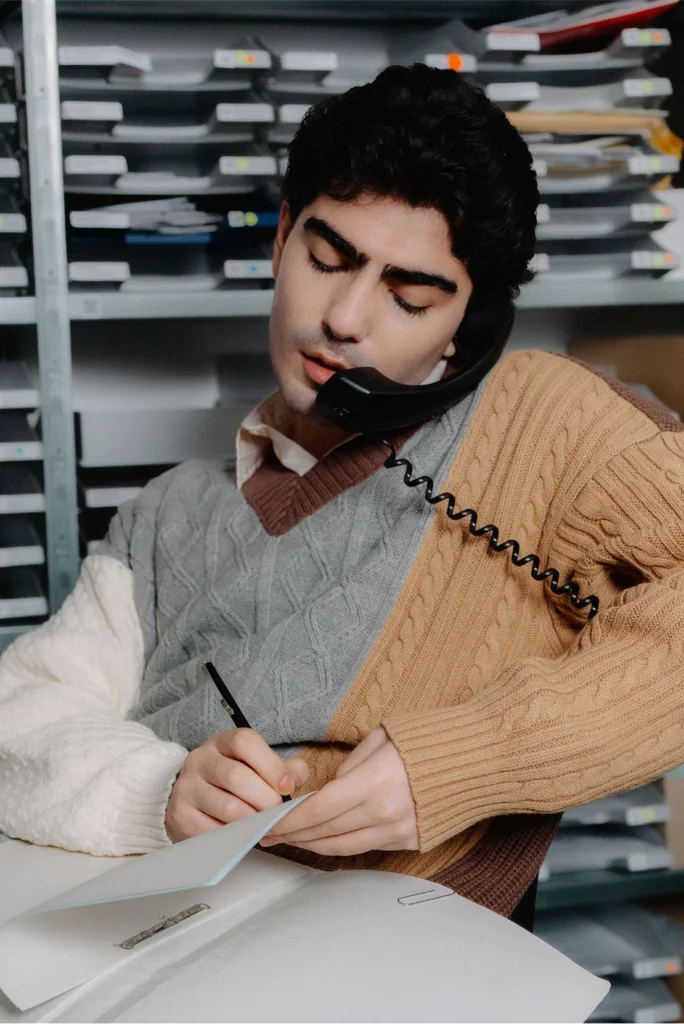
[302,352,349,387]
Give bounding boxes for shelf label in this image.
[630,203,674,223]
[216,103,274,123]
[58,45,151,72]
[0,104,16,124]
[536,204,550,224]
[631,249,677,270]
[529,253,549,273]
[486,81,540,102]
[281,51,338,72]
[424,52,478,73]
[64,155,128,175]
[623,77,672,98]
[621,27,671,47]
[219,155,277,176]
[227,210,279,228]
[532,158,548,177]
[278,103,310,124]
[633,956,682,980]
[213,49,271,70]
[628,154,680,175]
[485,31,540,52]
[224,260,273,279]
[68,262,130,282]
[61,100,123,122]
[70,210,131,229]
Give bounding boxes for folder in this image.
[0,801,609,1020]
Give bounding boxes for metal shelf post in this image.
[22,0,79,610]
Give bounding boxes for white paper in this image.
[0,799,312,1011]
[108,871,609,1024]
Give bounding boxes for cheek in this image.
[374,319,455,383]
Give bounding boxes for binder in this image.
[0,808,608,1019]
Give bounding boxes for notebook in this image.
[0,798,609,1022]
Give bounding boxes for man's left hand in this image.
[259,727,419,856]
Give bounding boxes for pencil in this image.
[202,661,291,802]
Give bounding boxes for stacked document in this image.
[390,3,680,286]
[0,806,609,1021]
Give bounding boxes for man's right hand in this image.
[165,729,310,843]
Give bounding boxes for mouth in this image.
[301,352,350,387]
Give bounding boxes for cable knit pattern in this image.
[2,348,684,918]
[0,556,187,855]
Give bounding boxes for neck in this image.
[289,410,354,461]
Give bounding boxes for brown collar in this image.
[242,427,418,536]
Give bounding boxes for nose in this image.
[322,275,372,346]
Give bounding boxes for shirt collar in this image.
[236,358,447,490]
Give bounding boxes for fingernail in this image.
[259,837,273,846]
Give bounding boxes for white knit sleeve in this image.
[0,554,187,856]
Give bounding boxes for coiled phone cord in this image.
[377,437,600,620]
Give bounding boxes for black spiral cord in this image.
[378,438,600,620]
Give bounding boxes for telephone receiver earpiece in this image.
[315,292,514,434]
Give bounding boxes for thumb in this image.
[336,727,388,778]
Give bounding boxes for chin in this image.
[277,373,318,418]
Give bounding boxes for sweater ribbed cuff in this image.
[382,703,527,853]
[108,743,187,855]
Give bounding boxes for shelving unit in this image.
[3,5,684,1018]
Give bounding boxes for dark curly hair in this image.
[283,63,538,299]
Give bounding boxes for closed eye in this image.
[394,294,429,317]
[308,249,429,317]
[308,250,346,274]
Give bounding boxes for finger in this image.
[260,804,372,845]
[167,805,224,843]
[212,729,294,795]
[267,774,363,837]
[336,728,388,779]
[207,755,284,811]
[282,826,391,857]
[196,780,260,824]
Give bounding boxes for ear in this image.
[272,200,294,280]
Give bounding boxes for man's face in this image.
[269,193,474,419]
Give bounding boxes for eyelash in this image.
[307,250,429,318]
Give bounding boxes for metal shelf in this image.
[66,279,684,321]
[518,278,684,310]
[0,623,38,652]
[68,289,275,320]
[0,297,35,323]
[53,2,592,23]
[537,868,684,912]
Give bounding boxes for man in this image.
[1,64,683,921]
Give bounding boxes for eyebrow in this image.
[303,215,458,296]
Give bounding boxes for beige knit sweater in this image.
[268,349,684,898]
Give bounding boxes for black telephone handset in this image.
[315,293,599,619]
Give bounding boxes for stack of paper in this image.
[0,806,610,1021]
[388,4,681,284]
